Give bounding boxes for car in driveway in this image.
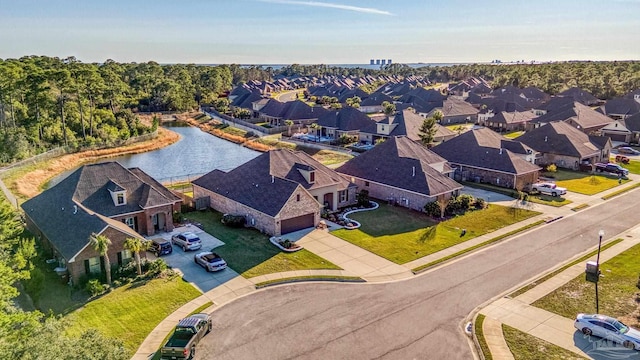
[575,313,640,350]
[530,182,567,197]
[617,146,640,155]
[172,232,202,251]
[194,252,227,272]
[149,238,173,257]
[595,162,629,176]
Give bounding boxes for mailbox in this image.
[585,261,600,283]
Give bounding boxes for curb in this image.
[254,276,366,289]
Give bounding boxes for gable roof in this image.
[431,127,541,175]
[360,92,394,107]
[440,98,479,117]
[360,109,426,141]
[336,136,462,197]
[193,149,349,217]
[490,111,537,125]
[316,106,376,131]
[599,98,640,117]
[558,87,600,105]
[530,101,613,130]
[21,162,165,260]
[518,121,608,158]
[622,112,640,132]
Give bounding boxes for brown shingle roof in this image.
[518,121,608,158]
[336,136,462,197]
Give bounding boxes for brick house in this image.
[431,127,541,190]
[518,121,611,170]
[21,162,182,284]
[336,136,462,212]
[192,149,356,236]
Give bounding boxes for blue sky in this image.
[0,0,638,64]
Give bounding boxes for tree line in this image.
[0,56,243,165]
[0,196,128,359]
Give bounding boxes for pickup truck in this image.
[530,182,567,197]
[160,313,212,360]
[594,162,629,176]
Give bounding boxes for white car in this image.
[574,313,640,350]
[194,252,227,272]
[171,232,202,251]
[531,182,567,197]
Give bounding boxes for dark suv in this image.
[149,238,173,256]
[595,162,629,176]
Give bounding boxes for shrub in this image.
[356,190,371,208]
[474,198,486,209]
[546,164,557,173]
[424,201,441,217]
[86,279,107,297]
[221,214,247,228]
[24,268,45,302]
[173,211,185,224]
[147,259,168,277]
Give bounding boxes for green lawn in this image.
[502,324,586,359]
[66,277,202,356]
[526,194,572,207]
[503,130,525,139]
[621,159,640,175]
[184,210,341,278]
[546,170,629,195]
[331,203,539,264]
[533,242,640,328]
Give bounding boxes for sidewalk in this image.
[479,224,640,358]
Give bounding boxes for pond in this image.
[48,122,260,187]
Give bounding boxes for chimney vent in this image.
[412,166,416,177]
[544,136,548,142]
[73,205,78,214]
[499,148,503,155]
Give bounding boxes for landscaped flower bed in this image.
[270,236,303,252]
[322,201,379,229]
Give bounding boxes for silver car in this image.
[575,313,640,350]
[171,232,202,251]
[194,252,227,272]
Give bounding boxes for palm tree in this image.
[284,120,294,136]
[124,237,150,276]
[90,233,112,285]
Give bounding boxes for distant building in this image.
[370,59,375,65]
[388,59,392,65]
[376,59,381,65]
[381,59,386,65]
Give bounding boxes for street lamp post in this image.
[595,229,605,313]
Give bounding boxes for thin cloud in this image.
[259,0,394,16]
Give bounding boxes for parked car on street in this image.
[594,163,629,176]
[575,313,640,350]
[615,155,630,164]
[617,146,640,155]
[171,232,202,251]
[529,182,567,197]
[194,252,227,272]
[160,313,212,360]
[149,238,173,257]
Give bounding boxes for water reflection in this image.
[48,123,260,187]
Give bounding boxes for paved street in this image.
[197,188,640,360]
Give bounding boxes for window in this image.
[123,217,135,230]
[118,249,132,266]
[116,193,125,205]
[296,194,300,201]
[309,171,315,183]
[339,190,348,202]
[364,181,370,187]
[87,256,101,274]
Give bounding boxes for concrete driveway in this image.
[148,225,241,293]
[461,185,515,202]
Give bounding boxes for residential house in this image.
[483,111,536,132]
[526,101,613,134]
[336,136,462,211]
[358,92,395,114]
[192,149,356,236]
[316,106,377,141]
[21,162,182,284]
[557,87,601,106]
[358,109,425,144]
[518,121,611,170]
[259,99,328,127]
[432,127,541,190]
[428,98,479,125]
[600,112,640,144]
[598,98,640,120]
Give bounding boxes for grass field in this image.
[66,276,202,356]
[546,170,629,195]
[532,241,640,329]
[332,203,539,264]
[184,210,341,278]
[502,324,586,359]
